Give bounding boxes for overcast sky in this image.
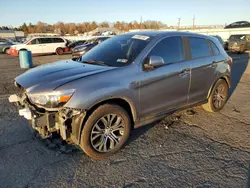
[1,0,249,27]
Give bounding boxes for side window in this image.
[40,38,53,44]
[209,41,220,55]
[53,38,64,43]
[189,37,211,59]
[148,36,184,64]
[0,39,8,45]
[30,39,39,44]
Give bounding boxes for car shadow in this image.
[228,53,249,98]
[127,121,160,145]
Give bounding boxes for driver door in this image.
[139,36,191,120]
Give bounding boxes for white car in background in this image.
[9,37,69,56]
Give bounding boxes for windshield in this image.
[80,34,153,67]
[229,35,246,41]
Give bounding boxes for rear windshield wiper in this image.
[82,60,108,66]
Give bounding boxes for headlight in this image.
[27,89,75,108]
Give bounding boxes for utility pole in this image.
[177,17,181,30]
[192,15,196,30]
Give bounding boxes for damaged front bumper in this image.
[9,93,86,144]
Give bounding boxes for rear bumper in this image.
[228,46,245,53]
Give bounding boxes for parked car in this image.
[210,35,227,49]
[0,38,15,54]
[72,37,110,59]
[67,40,87,50]
[228,34,250,53]
[225,21,250,29]
[9,37,69,56]
[9,31,232,159]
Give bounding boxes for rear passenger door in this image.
[187,37,217,104]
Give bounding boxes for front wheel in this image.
[202,79,229,112]
[80,104,131,159]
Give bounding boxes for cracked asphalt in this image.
[0,53,250,188]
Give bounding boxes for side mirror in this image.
[27,42,32,45]
[144,56,165,70]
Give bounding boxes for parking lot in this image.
[0,53,250,187]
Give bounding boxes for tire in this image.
[56,48,64,55]
[4,48,9,54]
[202,79,229,112]
[80,104,131,159]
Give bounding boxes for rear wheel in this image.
[202,79,229,112]
[80,104,131,159]
[56,48,64,55]
[4,48,9,54]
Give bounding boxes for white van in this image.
[9,37,69,56]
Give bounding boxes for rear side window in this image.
[148,36,184,64]
[189,37,211,59]
[209,41,220,55]
[40,38,53,44]
[53,38,64,43]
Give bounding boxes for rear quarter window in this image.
[209,41,220,55]
[53,38,65,43]
[189,37,211,59]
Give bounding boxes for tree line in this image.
[0,21,168,35]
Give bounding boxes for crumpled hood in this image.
[15,59,117,93]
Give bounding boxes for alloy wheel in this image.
[90,114,125,152]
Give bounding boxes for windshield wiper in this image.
[82,60,108,66]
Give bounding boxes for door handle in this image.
[179,68,190,77]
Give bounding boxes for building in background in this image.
[0,30,24,38]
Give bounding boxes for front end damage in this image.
[9,85,85,144]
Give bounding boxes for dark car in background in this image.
[72,37,110,59]
[225,21,250,29]
[211,35,226,49]
[228,34,250,53]
[67,40,86,51]
[0,38,15,54]
[9,31,232,159]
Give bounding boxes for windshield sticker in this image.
[132,35,150,40]
[117,59,128,63]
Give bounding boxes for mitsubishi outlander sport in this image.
[9,31,232,159]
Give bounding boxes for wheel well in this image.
[221,75,231,88]
[4,47,10,51]
[208,76,231,98]
[77,98,136,143]
[19,49,27,51]
[86,98,135,125]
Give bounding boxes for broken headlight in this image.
[27,89,75,108]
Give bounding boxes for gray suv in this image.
[9,31,232,159]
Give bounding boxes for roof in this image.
[124,30,211,38]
